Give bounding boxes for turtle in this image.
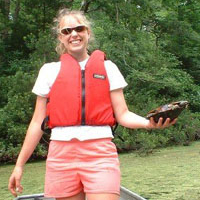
[146,101,189,123]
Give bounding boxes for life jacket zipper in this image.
[81,70,86,125]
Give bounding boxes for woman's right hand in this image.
[8,166,24,197]
[8,96,47,197]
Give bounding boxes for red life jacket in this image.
[44,50,116,129]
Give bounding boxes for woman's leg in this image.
[78,139,120,200]
[87,193,119,200]
[45,141,85,199]
[56,191,85,200]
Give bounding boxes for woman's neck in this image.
[70,51,89,62]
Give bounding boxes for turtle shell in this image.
[146,101,189,123]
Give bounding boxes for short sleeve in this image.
[32,62,61,97]
[104,60,128,91]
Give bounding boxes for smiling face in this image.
[58,15,90,61]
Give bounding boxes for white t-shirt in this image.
[32,58,127,141]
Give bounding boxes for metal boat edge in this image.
[14,186,146,200]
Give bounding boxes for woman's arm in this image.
[8,96,47,197]
[110,89,176,129]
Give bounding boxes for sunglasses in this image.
[60,25,87,35]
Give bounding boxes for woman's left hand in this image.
[147,117,177,129]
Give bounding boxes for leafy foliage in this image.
[0,0,200,162]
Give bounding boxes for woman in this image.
[8,9,176,200]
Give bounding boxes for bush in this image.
[0,70,48,162]
[113,109,200,154]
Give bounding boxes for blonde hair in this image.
[53,9,94,55]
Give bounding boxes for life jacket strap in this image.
[111,123,125,142]
[41,116,52,134]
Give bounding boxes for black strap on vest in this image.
[111,123,125,142]
[41,117,124,142]
[41,116,51,134]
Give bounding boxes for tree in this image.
[0,0,199,161]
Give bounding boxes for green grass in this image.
[120,141,200,200]
[0,161,46,200]
[1,141,200,200]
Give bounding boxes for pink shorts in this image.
[44,138,120,198]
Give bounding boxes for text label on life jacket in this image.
[93,74,106,80]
